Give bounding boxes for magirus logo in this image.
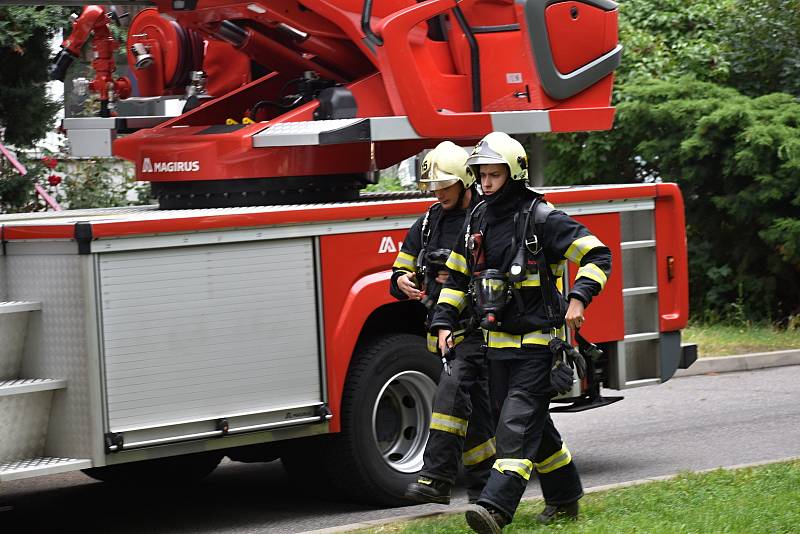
[378,236,403,253]
[141,157,200,173]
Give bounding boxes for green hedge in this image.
[544,79,800,323]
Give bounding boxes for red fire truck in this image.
[0,0,694,505]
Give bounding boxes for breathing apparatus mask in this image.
[471,269,510,329]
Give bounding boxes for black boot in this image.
[536,501,579,524]
[404,476,452,504]
[465,504,509,534]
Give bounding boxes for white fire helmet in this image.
[418,141,474,192]
[466,131,529,183]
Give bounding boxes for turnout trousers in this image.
[477,350,583,521]
[421,330,495,500]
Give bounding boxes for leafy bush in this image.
[59,158,149,209]
[719,0,800,98]
[1,151,150,213]
[616,0,732,86]
[0,151,57,213]
[0,7,67,147]
[545,79,800,322]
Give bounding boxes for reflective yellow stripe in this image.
[427,334,438,353]
[438,288,467,312]
[392,251,416,271]
[522,331,554,345]
[576,262,607,288]
[534,444,572,473]
[515,272,541,288]
[513,263,566,289]
[433,412,469,426]
[453,330,466,346]
[445,251,470,276]
[463,438,496,466]
[486,331,522,348]
[492,458,534,481]
[426,330,467,353]
[564,235,605,263]
[486,328,565,349]
[430,412,468,437]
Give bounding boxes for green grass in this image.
[363,461,800,534]
[683,323,800,357]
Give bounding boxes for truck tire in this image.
[323,333,440,506]
[82,451,224,486]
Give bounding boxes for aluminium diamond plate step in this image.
[0,301,42,314]
[0,379,68,465]
[0,378,67,396]
[0,457,91,482]
[0,302,43,380]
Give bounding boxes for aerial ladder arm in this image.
[38,0,623,208]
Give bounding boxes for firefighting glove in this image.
[549,338,574,394]
[549,338,587,379]
[563,342,587,380]
[549,356,574,395]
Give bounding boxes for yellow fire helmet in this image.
[466,131,528,182]
[418,141,473,192]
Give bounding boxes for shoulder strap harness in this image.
[417,202,443,275]
[524,197,560,323]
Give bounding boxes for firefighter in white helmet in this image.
[390,141,495,505]
[430,132,612,532]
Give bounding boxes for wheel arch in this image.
[325,270,428,433]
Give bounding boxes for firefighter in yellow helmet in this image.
[430,132,612,531]
[390,141,495,505]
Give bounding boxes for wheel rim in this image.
[371,370,437,474]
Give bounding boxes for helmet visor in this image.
[418,162,462,191]
[466,153,507,167]
[419,177,459,192]
[466,140,507,167]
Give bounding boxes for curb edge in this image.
[675,349,800,378]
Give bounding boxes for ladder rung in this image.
[623,286,658,296]
[624,332,660,342]
[620,240,656,250]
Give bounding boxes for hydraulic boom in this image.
[52,0,622,208]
